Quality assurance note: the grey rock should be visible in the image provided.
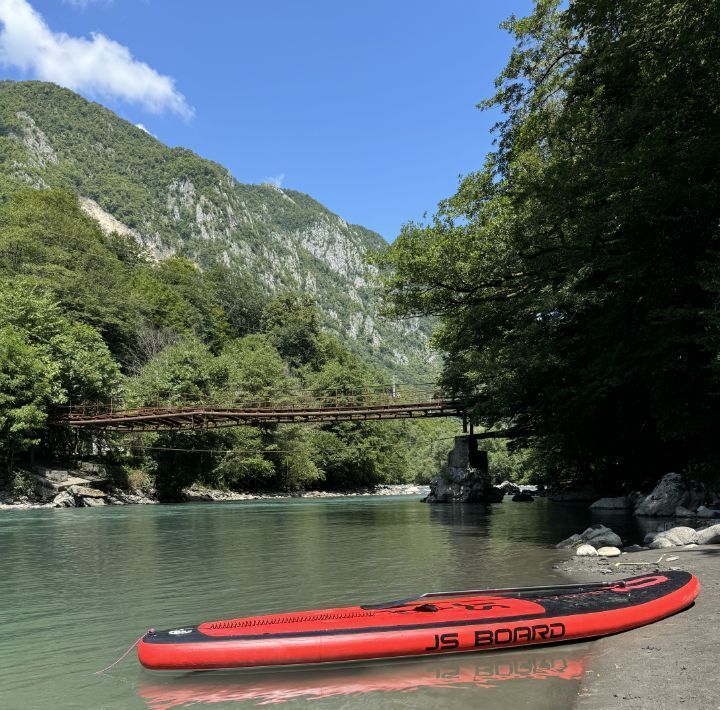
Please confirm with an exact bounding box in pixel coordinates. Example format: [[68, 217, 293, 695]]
[[77, 462, 107, 477], [425, 436, 497, 504], [52, 491, 75, 508], [643, 532, 657, 545], [697, 524, 720, 545], [628, 491, 646, 506], [634, 472, 706, 517], [649, 526, 698, 548], [581, 524, 622, 548], [674, 505, 696, 517], [576, 544, 598, 556], [496, 480, 520, 496], [67, 485, 106, 499], [590, 496, 629, 510], [511, 492, 534, 502], [80, 496, 106, 507], [556, 524, 621, 550], [596, 546, 622, 557], [696, 505, 719, 518], [648, 536, 676, 549]]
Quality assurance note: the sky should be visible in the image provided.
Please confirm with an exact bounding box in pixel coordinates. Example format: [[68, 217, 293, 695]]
[[0, 0, 533, 241]]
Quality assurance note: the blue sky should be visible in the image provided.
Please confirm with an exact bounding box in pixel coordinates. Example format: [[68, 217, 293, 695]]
[[0, 0, 532, 240]]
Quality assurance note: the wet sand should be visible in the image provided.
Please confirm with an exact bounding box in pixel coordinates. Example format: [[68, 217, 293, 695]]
[[557, 546, 720, 710]]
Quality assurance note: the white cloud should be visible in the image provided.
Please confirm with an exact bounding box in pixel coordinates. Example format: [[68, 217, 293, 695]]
[[264, 173, 285, 188], [0, 0, 193, 118], [62, 0, 112, 7]]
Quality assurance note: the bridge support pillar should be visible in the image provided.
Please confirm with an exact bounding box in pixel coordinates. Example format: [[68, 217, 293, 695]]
[[424, 435, 501, 504]]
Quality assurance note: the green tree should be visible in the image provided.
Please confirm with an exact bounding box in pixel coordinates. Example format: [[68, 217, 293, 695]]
[[262, 292, 322, 368], [379, 0, 720, 488], [0, 188, 134, 355], [212, 335, 293, 404], [130, 257, 230, 352], [0, 327, 54, 475], [0, 280, 120, 470]]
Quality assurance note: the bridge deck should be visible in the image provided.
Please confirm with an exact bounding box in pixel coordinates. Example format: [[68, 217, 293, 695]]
[[59, 400, 465, 432]]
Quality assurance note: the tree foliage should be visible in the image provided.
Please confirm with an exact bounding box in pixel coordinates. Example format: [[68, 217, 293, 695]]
[[379, 0, 720, 488], [0, 280, 120, 472]]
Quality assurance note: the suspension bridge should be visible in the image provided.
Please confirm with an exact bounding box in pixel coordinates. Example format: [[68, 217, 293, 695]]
[[55, 384, 473, 433]]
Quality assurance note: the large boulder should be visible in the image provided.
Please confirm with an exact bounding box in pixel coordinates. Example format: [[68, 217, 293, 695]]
[[556, 524, 622, 550], [590, 496, 630, 510], [648, 526, 698, 549], [67, 485, 105, 499], [496, 480, 521, 496], [634, 473, 708, 517], [512, 492, 534, 502], [52, 491, 75, 508], [697, 524, 720, 545]]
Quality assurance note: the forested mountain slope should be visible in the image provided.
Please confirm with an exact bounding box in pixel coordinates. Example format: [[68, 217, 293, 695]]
[[0, 80, 433, 379]]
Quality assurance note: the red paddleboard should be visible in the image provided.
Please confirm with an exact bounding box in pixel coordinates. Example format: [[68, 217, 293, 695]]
[[137, 571, 698, 671]]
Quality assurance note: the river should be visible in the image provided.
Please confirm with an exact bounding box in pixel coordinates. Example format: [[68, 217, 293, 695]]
[[0, 495, 639, 709]]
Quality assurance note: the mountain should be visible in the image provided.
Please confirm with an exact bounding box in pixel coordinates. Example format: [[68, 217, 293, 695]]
[[0, 80, 435, 380]]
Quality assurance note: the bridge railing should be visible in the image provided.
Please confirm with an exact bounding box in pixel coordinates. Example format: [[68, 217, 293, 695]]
[[60, 383, 453, 420]]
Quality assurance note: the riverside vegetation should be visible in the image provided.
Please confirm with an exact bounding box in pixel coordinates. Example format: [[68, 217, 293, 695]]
[[378, 0, 720, 494], [0, 189, 462, 501]]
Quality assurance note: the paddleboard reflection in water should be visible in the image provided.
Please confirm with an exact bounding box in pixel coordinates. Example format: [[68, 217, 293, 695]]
[[138, 644, 591, 709]]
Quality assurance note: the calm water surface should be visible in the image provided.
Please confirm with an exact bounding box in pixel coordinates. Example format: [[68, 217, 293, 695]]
[[0, 496, 633, 709]]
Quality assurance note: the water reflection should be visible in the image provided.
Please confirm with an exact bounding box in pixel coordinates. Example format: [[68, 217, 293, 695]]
[[138, 644, 591, 709]]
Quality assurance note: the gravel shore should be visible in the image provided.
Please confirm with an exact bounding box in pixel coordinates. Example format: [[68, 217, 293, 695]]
[[556, 546, 719, 710]]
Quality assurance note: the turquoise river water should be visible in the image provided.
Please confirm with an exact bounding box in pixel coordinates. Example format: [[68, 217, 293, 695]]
[[0, 495, 634, 709]]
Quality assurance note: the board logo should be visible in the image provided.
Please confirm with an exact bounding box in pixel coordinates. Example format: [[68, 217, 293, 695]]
[[425, 623, 566, 652], [168, 628, 194, 635]]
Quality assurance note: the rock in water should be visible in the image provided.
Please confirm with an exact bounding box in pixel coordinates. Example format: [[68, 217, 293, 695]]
[[511, 492, 534, 502], [425, 435, 498, 503], [696, 505, 719, 518], [496, 480, 520, 496], [576, 544, 598, 556], [596, 546, 622, 557], [634, 472, 706, 517]]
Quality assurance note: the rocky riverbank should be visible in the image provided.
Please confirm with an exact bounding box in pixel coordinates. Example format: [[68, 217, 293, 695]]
[[0, 467, 430, 511], [556, 547, 718, 710], [549, 470, 720, 709]]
